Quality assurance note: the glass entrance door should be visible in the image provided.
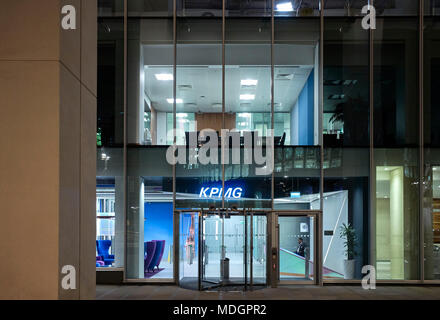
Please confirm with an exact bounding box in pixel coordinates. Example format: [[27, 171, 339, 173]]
[[200, 212, 222, 289], [200, 211, 247, 290], [178, 211, 199, 290], [177, 209, 268, 290], [248, 213, 268, 286], [277, 213, 317, 284]]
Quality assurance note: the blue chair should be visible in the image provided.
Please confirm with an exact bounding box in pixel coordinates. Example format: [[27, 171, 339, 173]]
[[96, 240, 114, 266], [144, 241, 157, 273], [148, 240, 165, 271]]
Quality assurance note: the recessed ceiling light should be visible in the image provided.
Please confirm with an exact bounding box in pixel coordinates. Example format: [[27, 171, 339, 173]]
[[276, 73, 294, 81], [240, 94, 255, 100], [178, 84, 192, 91], [276, 2, 294, 12], [241, 79, 258, 86], [155, 74, 173, 81], [167, 98, 183, 104]]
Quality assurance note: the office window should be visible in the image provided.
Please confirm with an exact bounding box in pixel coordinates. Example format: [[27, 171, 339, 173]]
[[424, 14, 440, 280]]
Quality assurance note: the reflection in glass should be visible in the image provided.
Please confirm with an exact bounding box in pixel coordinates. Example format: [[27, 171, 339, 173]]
[[424, 16, 440, 280], [179, 212, 199, 289], [324, 0, 417, 17]]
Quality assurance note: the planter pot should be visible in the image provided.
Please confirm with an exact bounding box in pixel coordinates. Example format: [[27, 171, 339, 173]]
[[343, 259, 356, 280]]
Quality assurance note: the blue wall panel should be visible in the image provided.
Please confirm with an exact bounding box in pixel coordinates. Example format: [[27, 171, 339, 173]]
[[298, 71, 315, 145]]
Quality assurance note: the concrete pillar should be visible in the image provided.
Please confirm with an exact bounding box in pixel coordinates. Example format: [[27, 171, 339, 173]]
[[126, 177, 145, 279], [0, 1, 97, 299], [390, 167, 404, 279], [114, 176, 125, 268]]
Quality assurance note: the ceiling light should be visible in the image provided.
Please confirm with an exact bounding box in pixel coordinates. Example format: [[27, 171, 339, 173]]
[[241, 79, 258, 86], [276, 73, 294, 80], [276, 2, 294, 12], [240, 94, 255, 100], [177, 113, 188, 118], [155, 73, 173, 81], [167, 98, 183, 104]]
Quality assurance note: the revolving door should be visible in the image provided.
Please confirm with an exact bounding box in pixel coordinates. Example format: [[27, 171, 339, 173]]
[[177, 209, 267, 291]]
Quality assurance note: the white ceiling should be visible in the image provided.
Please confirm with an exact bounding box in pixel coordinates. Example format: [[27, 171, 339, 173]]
[[144, 65, 312, 113]]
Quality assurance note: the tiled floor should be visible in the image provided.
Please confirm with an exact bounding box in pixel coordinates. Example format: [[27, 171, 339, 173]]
[[96, 284, 440, 300]]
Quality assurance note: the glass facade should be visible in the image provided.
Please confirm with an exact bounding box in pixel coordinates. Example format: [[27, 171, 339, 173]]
[[97, 0, 440, 284]]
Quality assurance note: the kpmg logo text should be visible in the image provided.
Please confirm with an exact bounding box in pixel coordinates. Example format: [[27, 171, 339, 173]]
[[199, 187, 243, 199], [166, 124, 274, 176]]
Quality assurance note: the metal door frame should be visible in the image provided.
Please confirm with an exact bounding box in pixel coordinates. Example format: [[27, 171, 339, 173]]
[[175, 209, 321, 290], [274, 211, 321, 285], [198, 208, 249, 291]]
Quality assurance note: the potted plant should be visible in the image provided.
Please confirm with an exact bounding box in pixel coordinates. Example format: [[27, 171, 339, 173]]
[[340, 223, 358, 279]]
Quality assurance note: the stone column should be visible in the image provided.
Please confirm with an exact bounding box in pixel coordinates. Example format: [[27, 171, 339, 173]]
[[126, 176, 145, 279], [390, 167, 404, 279], [0, 0, 97, 299]]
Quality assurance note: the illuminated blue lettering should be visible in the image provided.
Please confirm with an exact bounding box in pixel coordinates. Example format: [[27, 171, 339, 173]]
[[232, 187, 242, 199], [199, 187, 209, 198], [199, 187, 243, 199], [210, 187, 220, 197]]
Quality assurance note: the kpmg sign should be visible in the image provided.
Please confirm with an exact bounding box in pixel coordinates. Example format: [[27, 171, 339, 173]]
[[199, 187, 243, 199]]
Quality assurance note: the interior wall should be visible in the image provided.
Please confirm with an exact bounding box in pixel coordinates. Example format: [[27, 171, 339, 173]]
[[156, 112, 167, 145], [390, 167, 404, 279], [321, 191, 348, 276], [298, 71, 315, 145], [290, 101, 299, 145], [195, 113, 236, 132], [376, 198, 391, 261], [290, 70, 315, 146]]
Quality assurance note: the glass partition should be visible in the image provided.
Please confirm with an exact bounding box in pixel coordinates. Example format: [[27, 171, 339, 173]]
[[250, 214, 268, 285], [97, 0, 124, 269], [274, 18, 320, 146], [179, 211, 199, 289], [278, 215, 315, 281], [424, 13, 440, 280], [322, 15, 370, 280], [373, 16, 420, 280], [94, 0, 439, 285]]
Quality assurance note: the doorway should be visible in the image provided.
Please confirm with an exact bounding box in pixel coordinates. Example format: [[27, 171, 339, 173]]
[[276, 212, 319, 285], [177, 209, 268, 290], [176, 209, 320, 290]]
